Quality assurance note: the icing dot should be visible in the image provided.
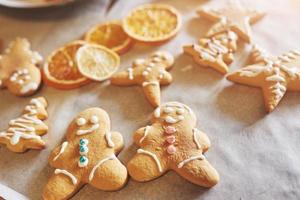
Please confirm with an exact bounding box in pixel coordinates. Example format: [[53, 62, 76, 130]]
[[165, 126, 176, 134], [79, 138, 89, 146], [167, 145, 176, 154], [78, 156, 89, 167], [79, 146, 89, 155], [90, 115, 99, 124], [142, 71, 149, 76], [76, 118, 86, 126], [166, 136, 176, 144], [22, 69, 29, 74], [18, 80, 24, 85], [25, 75, 30, 80], [148, 62, 155, 67]]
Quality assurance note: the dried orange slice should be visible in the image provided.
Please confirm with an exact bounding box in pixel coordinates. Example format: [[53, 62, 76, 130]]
[[123, 4, 182, 43], [84, 21, 133, 54], [43, 41, 91, 90], [76, 44, 120, 81]]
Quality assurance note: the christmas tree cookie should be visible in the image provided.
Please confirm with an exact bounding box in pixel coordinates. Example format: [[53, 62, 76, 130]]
[[0, 97, 48, 153]]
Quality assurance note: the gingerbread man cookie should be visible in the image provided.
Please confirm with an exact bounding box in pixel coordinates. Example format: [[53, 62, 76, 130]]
[[111, 51, 174, 107], [198, 4, 265, 43], [184, 30, 238, 74], [0, 97, 48, 153], [127, 102, 219, 187], [43, 108, 127, 200], [227, 45, 300, 112], [0, 38, 43, 96]]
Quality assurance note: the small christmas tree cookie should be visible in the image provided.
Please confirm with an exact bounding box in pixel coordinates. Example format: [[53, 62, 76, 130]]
[[184, 30, 238, 74], [0, 38, 43, 96], [0, 97, 48, 153]]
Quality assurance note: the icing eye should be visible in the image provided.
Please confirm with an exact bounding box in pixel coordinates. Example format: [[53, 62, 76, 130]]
[[163, 107, 173, 113], [90, 115, 99, 124], [177, 108, 185, 115], [76, 118, 86, 126]]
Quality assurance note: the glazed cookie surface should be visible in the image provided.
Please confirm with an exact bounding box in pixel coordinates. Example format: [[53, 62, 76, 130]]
[[0, 97, 48, 153], [111, 51, 174, 107], [0, 38, 43, 96], [227, 45, 300, 112], [127, 102, 219, 187], [43, 108, 128, 200]]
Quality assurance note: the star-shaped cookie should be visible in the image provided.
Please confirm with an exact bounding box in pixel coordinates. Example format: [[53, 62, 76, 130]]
[[198, 5, 265, 43], [227, 45, 300, 112], [111, 51, 174, 107]]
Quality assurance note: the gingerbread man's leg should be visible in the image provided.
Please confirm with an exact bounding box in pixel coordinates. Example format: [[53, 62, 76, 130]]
[[142, 82, 161, 107], [127, 151, 167, 182], [175, 157, 219, 187], [89, 155, 128, 191], [43, 172, 82, 200]]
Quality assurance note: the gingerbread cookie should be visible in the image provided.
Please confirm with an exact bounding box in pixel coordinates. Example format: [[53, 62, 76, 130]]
[[227, 45, 300, 112], [0, 38, 43, 96], [184, 30, 238, 74], [197, 5, 265, 43], [0, 97, 48, 153], [43, 108, 127, 200], [111, 51, 174, 107], [127, 102, 219, 187]]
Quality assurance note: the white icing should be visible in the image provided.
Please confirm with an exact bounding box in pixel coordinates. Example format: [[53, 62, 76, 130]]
[[266, 68, 285, 82], [165, 116, 183, 124], [20, 82, 38, 94], [89, 155, 116, 182], [127, 68, 134, 80], [163, 107, 173, 114], [192, 128, 201, 149], [77, 124, 99, 135], [90, 115, 99, 124], [105, 130, 115, 148], [0, 131, 41, 145], [54, 169, 77, 185], [76, 118, 87, 126], [178, 155, 205, 168], [154, 107, 161, 118], [176, 108, 185, 115], [137, 149, 162, 172], [78, 157, 89, 167], [142, 81, 159, 87], [53, 141, 68, 161], [139, 126, 150, 143]]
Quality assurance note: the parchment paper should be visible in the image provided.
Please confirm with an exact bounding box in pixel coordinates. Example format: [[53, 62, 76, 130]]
[[1, 0, 300, 199]]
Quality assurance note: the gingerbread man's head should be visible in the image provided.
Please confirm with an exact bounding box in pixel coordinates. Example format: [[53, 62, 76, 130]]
[[132, 51, 174, 70], [152, 102, 197, 127]]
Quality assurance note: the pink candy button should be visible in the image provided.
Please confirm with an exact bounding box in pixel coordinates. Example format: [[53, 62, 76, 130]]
[[166, 136, 176, 144], [167, 145, 176, 154], [165, 126, 176, 134]]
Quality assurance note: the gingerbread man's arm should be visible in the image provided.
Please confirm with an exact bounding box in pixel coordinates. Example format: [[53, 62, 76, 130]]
[[110, 70, 136, 86], [48, 141, 69, 166], [133, 126, 152, 146], [193, 128, 211, 153], [159, 71, 172, 85], [111, 131, 124, 153]]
